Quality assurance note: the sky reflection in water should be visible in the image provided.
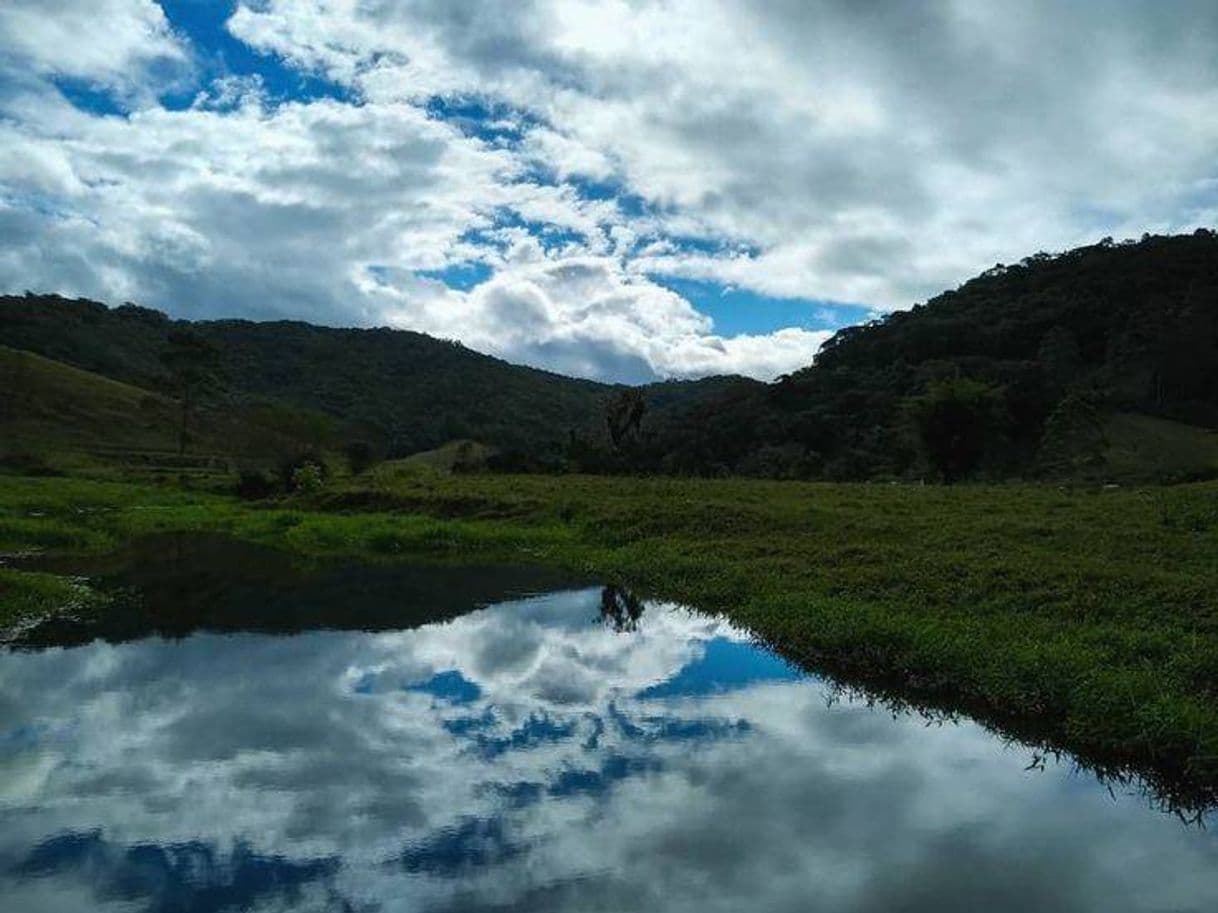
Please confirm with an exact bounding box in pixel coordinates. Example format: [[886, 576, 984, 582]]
[[2, 582, 1218, 912]]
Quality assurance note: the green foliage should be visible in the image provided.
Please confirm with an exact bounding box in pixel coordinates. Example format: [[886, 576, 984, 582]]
[[291, 462, 325, 493], [605, 388, 646, 448], [385, 439, 498, 474], [0, 568, 100, 631], [161, 329, 221, 455], [278, 450, 328, 492], [0, 344, 339, 481], [344, 440, 378, 475], [906, 377, 1008, 482], [550, 232, 1218, 481], [1102, 413, 1218, 483], [1038, 325, 1082, 390], [1038, 391, 1109, 477], [0, 293, 615, 458]]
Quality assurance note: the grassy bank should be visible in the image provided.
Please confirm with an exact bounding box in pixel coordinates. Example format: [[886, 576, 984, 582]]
[[2, 471, 1217, 806]]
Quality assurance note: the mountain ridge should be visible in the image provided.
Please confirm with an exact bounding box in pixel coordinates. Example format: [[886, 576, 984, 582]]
[[3, 228, 1216, 482]]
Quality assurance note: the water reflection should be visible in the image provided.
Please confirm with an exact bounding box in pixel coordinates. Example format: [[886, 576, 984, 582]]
[[599, 585, 644, 633], [2, 563, 1218, 911]]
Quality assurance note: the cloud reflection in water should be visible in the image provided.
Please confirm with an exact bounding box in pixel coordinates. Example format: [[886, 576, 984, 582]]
[[1, 586, 1217, 912]]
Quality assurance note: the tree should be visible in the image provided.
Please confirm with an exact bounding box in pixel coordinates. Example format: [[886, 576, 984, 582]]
[[599, 585, 645, 633], [906, 377, 1007, 482], [344, 440, 377, 475], [161, 330, 219, 455], [605, 389, 646, 448], [1037, 391, 1108, 478], [1158, 295, 1218, 415], [1038, 325, 1081, 391]]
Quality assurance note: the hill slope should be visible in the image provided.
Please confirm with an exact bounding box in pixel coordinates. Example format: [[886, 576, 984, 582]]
[[0, 296, 614, 459], [3, 229, 1215, 481], [0, 345, 342, 479], [625, 230, 1218, 480]]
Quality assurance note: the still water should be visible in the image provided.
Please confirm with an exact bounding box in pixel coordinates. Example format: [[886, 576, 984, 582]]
[[2, 537, 1217, 912]]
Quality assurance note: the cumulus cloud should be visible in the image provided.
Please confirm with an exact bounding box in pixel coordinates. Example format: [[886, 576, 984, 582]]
[[1, 1, 1216, 381], [231, 0, 1218, 296], [0, 0, 187, 92], [369, 255, 829, 380]]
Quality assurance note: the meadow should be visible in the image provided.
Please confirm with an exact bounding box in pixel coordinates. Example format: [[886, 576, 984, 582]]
[[2, 469, 1217, 808]]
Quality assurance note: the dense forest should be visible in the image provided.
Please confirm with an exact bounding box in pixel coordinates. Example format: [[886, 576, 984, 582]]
[[0, 297, 613, 460], [2, 230, 1216, 483], [623, 230, 1218, 481]]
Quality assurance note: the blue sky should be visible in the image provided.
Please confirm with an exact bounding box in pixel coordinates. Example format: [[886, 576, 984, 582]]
[[1, 1, 1214, 381], [156, 0, 351, 107], [49, 0, 854, 346]]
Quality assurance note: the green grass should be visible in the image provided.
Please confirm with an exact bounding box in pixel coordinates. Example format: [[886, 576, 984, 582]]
[[0, 567, 101, 630], [385, 439, 497, 474], [2, 471, 1217, 806], [1104, 412, 1218, 483]]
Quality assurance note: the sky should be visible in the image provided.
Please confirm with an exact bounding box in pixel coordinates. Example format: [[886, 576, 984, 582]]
[[0, 1, 1216, 383]]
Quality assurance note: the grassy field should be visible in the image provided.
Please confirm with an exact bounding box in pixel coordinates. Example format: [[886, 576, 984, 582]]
[[1, 470, 1217, 807]]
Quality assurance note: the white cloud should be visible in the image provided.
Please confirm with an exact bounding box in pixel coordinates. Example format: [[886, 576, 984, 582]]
[[0, 0, 186, 92], [229, 0, 1218, 304], [2, 1, 1217, 381], [0, 73, 825, 380], [370, 255, 827, 381]]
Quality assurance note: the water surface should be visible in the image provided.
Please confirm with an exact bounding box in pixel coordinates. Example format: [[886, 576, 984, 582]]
[[1, 538, 1216, 911]]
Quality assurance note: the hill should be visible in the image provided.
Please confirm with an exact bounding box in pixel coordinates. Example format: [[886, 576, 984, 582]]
[[0, 294, 762, 476], [623, 230, 1218, 481], [0, 295, 615, 462], [2, 229, 1216, 483], [0, 344, 344, 481]]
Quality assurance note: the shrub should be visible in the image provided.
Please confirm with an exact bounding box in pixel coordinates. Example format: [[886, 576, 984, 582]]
[[235, 469, 278, 500], [905, 377, 1008, 482], [277, 449, 328, 490], [291, 461, 325, 493]]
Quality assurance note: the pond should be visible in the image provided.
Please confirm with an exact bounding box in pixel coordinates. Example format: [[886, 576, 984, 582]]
[[1, 536, 1217, 912]]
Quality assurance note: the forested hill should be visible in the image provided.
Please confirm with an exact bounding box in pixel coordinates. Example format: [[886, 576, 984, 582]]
[[2, 229, 1216, 482], [625, 230, 1218, 480], [0, 295, 612, 458], [785, 229, 1218, 476]]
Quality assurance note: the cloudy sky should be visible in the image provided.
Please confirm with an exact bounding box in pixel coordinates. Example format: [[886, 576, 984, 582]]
[[1, 1, 1216, 382]]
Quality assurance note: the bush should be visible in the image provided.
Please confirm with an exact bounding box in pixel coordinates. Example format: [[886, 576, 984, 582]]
[[291, 461, 325, 493], [235, 469, 277, 500], [277, 449, 328, 490]]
